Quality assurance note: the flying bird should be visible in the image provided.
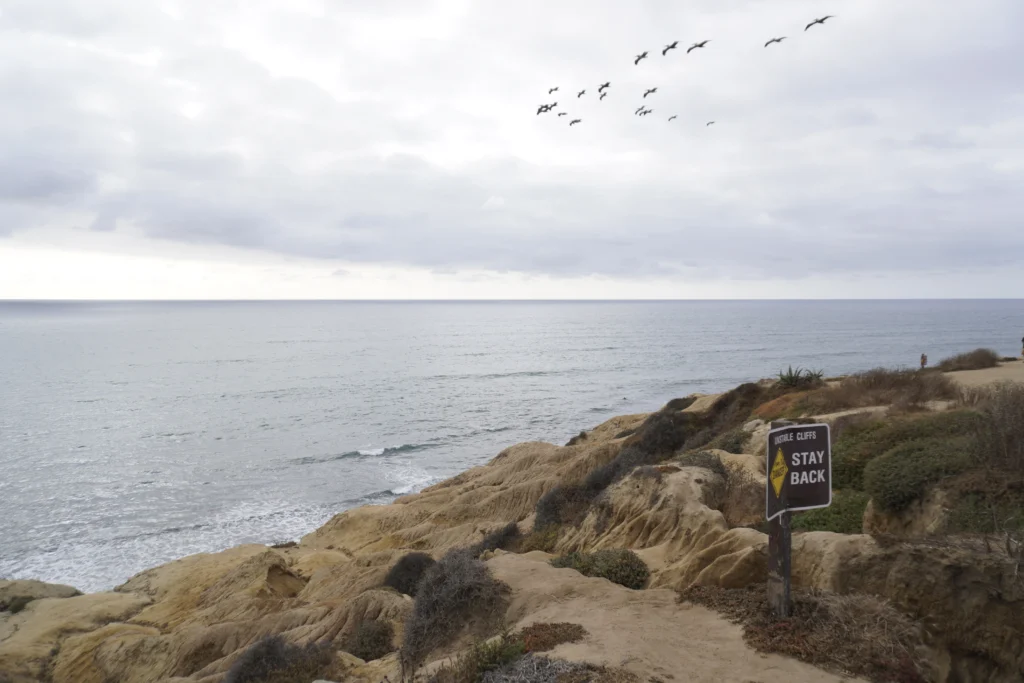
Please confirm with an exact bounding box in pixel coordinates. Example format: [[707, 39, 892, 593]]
[[569, 119, 581, 126], [662, 41, 679, 56], [706, 121, 715, 126], [549, 101, 558, 109], [634, 51, 649, 65], [548, 86, 559, 94], [805, 15, 834, 31], [687, 40, 710, 54], [577, 89, 586, 98], [598, 82, 611, 92], [640, 108, 653, 116], [765, 37, 786, 47], [668, 115, 677, 121], [643, 87, 657, 98], [557, 112, 567, 117], [634, 105, 645, 115], [599, 92, 607, 100], [536, 104, 551, 115]]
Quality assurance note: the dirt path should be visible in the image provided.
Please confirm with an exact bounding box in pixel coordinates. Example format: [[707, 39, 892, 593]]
[[946, 360, 1024, 387]]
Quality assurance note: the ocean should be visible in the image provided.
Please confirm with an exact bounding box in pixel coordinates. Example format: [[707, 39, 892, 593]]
[[1, 300, 1021, 592]]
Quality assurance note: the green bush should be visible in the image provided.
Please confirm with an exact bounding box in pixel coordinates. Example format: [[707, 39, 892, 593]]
[[974, 382, 1024, 471], [400, 549, 509, 675], [383, 552, 436, 597], [550, 549, 650, 589], [534, 484, 596, 530], [792, 490, 870, 534], [936, 348, 1001, 372], [832, 410, 983, 490], [431, 633, 526, 683], [471, 522, 520, 556], [223, 636, 332, 683], [863, 436, 975, 513], [342, 620, 394, 662]]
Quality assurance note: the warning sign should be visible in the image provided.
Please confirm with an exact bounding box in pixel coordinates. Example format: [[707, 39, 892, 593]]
[[765, 423, 832, 521]]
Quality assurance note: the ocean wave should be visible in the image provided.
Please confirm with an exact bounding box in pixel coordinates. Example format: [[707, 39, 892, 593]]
[[289, 443, 429, 466]]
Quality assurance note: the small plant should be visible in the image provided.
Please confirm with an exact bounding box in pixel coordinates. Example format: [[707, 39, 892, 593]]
[[566, 430, 588, 446], [973, 382, 1024, 471], [400, 549, 510, 676], [936, 348, 1001, 372], [550, 549, 650, 590], [519, 622, 587, 652], [517, 526, 560, 553], [707, 427, 750, 454], [471, 522, 520, 556], [431, 632, 526, 683], [863, 436, 974, 513], [383, 551, 436, 597], [342, 619, 394, 662], [778, 366, 825, 389], [223, 636, 333, 683]]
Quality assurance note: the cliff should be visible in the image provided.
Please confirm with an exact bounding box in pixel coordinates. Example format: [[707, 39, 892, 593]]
[[2, 359, 1022, 683]]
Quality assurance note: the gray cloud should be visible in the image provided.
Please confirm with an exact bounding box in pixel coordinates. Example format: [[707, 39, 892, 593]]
[[1, 0, 1022, 283]]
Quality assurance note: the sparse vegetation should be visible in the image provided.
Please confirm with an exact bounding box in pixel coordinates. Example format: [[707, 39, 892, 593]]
[[1, 596, 34, 614], [342, 619, 394, 662], [793, 367, 958, 416], [677, 451, 729, 480], [550, 549, 650, 590], [792, 490, 870, 534], [515, 526, 560, 553], [936, 348, 1001, 372], [707, 426, 750, 454], [471, 522, 520, 556], [401, 549, 510, 676], [534, 484, 596, 530], [223, 636, 333, 683], [383, 551, 436, 597], [430, 632, 526, 683], [863, 436, 974, 513], [973, 382, 1024, 471], [479, 655, 637, 683], [613, 427, 636, 440], [566, 430, 588, 447], [518, 622, 587, 653], [777, 366, 825, 389], [680, 586, 928, 683], [665, 396, 698, 411]]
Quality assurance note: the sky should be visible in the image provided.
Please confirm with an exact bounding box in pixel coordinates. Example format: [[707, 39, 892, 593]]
[[1, 0, 1022, 299]]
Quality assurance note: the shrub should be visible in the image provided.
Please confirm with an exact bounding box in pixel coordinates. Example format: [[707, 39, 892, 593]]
[[550, 549, 649, 589], [863, 436, 975, 513], [936, 348, 1001, 372], [534, 484, 596, 530], [831, 410, 983, 490], [632, 410, 691, 456], [383, 552, 436, 597], [400, 549, 510, 675], [973, 382, 1024, 471], [797, 368, 957, 415], [518, 623, 587, 653], [680, 586, 929, 683], [342, 620, 394, 662], [471, 522, 520, 556], [613, 427, 636, 439], [223, 636, 333, 683], [665, 396, 698, 411], [707, 427, 750, 454], [947, 493, 1024, 534], [565, 430, 588, 447], [1, 596, 34, 614], [431, 632, 526, 683], [478, 654, 596, 683], [792, 490, 870, 534], [677, 451, 729, 480], [777, 366, 825, 389], [516, 526, 560, 553]]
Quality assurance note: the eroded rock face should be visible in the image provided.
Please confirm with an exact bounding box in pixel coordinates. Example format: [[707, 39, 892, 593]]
[[2, 403, 1020, 682]]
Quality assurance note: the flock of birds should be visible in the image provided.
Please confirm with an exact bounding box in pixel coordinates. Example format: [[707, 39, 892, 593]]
[[535, 14, 835, 127]]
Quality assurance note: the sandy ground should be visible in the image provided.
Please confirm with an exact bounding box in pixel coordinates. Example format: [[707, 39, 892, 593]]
[[946, 360, 1024, 387], [486, 551, 865, 683]]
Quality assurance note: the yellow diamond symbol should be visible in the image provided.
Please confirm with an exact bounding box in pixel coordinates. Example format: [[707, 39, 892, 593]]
[[770, 448, 788, 498]]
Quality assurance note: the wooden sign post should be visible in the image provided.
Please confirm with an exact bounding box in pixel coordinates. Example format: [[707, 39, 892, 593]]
[[766, 420, 832, 618]]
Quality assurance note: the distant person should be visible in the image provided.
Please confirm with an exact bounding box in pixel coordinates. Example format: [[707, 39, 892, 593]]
[[920, 353, 928, 370]]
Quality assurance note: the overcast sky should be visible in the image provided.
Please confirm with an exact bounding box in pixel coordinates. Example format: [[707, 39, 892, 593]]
[[1, 0, 1022, 299]]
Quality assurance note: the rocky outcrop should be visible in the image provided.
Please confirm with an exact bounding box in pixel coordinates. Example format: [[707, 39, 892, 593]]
[[1, 398, 1021, 682]]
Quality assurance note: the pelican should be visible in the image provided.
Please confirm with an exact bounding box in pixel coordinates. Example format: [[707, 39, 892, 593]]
[[634, 105, 645, 115], [765, 37, 786, 47], [668, 115, 677, 121], [643, 87, 657, 98], [687, 40, 710, 54], [805, 15, 834, 31], [577, 89, 586, 98], [536, 104, 551, 115], [598, 81, 611, 92], [706, 121, 715, 126], [569, 119, 581, 126], [662, 41, 679, 56], [599, 92, 607, 100], [548, 86, 559, 94], [557, 112, 567, 117], [634, 51, 649, 65]]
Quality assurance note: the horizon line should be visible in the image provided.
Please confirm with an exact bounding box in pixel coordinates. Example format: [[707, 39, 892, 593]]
[[2, 297, 1023, 304]]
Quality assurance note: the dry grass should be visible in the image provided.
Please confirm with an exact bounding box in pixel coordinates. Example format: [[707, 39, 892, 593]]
[[797, 368, 958, 415], [342, 619, 394, 662], [680, 586, 929, 683], [936, 348, 1001, 372], [401, 549, 511, 676], [519, 623, 587, 653], [431, 632, 526, 683], [973, 382, 1024, 472]]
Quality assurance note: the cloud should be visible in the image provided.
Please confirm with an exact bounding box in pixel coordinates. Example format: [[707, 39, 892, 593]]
[[0, 0, 1022, 296]]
